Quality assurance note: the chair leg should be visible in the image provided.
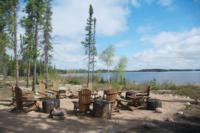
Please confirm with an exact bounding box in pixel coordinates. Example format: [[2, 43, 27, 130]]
[[73, 102, 78, 115]]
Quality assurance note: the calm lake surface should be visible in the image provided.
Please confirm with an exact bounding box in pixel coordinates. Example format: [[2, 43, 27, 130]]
[[62, 71, 200, 85]]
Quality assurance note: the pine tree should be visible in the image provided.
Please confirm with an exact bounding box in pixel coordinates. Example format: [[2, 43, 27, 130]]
[[19, 33, 31, 88], [43, 0, 53, 89], [91, 18, 97, 85], [6, 0, 19, 87], [82, 5, 97, 88], [0, 1, 9, 76], [22, 0, 46, 92]]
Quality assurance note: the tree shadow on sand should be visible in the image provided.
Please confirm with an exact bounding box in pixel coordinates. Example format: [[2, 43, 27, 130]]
[[0, 107, 200, 133]]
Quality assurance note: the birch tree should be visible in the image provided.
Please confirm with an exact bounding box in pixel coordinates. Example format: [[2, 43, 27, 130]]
[[115, 57, 128, 84], [99, 45, 115, 83]]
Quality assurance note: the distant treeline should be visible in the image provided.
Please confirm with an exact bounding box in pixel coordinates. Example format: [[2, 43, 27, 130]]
[[0, 57, 56, 77], [135, 69, 200, 72], [56, 69, 111, 74], [55, 68, 200, 74]]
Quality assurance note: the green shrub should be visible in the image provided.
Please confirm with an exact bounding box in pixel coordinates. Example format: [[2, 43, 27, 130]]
[[173, 85, 200, 102], [99, 77, 108, 84], [68, 78, 81, 85]]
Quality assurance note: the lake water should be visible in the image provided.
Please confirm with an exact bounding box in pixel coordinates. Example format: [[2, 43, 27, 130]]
[[62, 71, 200, 85]]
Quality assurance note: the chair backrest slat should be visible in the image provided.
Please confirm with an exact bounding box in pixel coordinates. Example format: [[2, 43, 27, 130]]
[[79, 89, 91, 104]]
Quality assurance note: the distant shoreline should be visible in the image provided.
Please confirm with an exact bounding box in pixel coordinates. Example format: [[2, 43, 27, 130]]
[[56, 69, 200, 74]]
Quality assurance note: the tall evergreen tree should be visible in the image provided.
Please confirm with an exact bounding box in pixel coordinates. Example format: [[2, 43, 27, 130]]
[[0, 1, 9, 76], [7, 0, 19, 87], [19, 33, 31, 88], [91, 17, 97, 85], [43, 0, 53, 89], [22, 0, 46, 92], [82, 5, 97, 88]]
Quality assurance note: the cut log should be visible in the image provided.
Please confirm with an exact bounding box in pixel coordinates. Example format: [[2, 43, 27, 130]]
[[93, 99, 112, 119], [42, 99, 60, 113], [147, 99, 162, 110]]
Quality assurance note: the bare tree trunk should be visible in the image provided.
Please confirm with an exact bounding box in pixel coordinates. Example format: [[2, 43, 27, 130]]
[[32, 24, 38, 93], [44, 45, 48, 89], [40, 59, 42, 77], [26, 60, 30, 88], [91, 55, 95, 88], [32, 61, 36, 92], [14, 4, 19, 87], [87, 52, 90, 88], [107, 65, 110, 84]]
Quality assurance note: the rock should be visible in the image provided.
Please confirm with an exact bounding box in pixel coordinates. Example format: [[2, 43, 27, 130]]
[[50, 108, 67, 120], [142, 122, 156, 128], [52, 115, 66, 120], [155, 107, 163, 113], [165, 118, 174, 122], [187, 97, 190, 99], [177, 111, 184, 115], [0, 75, 4, 80], [185, 102, 191, 106], [103, 125, 116, 133]]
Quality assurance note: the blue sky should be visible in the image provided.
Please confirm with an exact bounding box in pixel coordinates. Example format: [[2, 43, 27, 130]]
[[20, 0, 200, 70]]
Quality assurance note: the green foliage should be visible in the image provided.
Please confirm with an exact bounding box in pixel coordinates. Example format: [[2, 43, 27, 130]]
[[173, 85, 200, 102], [0, 1, 17, 76], [43, 0, 53, 59], [99, 45, 115, 67], [81, 5, 95, 56], [99, 45, 115, 84], [115, 57, 128, 83], [68, 78, 81, 85], [22, 0, 46, 59], [99, 77, 108, 84], [148, 78, 158, 89], [43, 0, 53, 89], [81, 4, 97, 86]]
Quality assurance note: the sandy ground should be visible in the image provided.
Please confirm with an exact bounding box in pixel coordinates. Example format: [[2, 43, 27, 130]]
[[0, 92, 200, 133]]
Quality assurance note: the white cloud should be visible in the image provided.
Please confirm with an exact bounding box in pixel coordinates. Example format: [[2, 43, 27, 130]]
[[51, 0, 130, 69], [52, 42, 86, 69], [158, 0, 172, 7], [128, 27, 200, 70], [141, 28, 200, 47], [52, 0, 130, 38], [131, 0, 173, 9], [136, 24, 155, 34], [114, 40, 132, 48], [131, 0, 141, 7]]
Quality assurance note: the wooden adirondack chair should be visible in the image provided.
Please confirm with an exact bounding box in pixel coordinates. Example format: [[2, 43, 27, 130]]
[[11, 87, 39, 113], [104, 89, 118, 103], [38, 81, 62, 98], [38, 81, 47, 97], [73, 89, 92, 114], [48, 81, 60, 98]]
